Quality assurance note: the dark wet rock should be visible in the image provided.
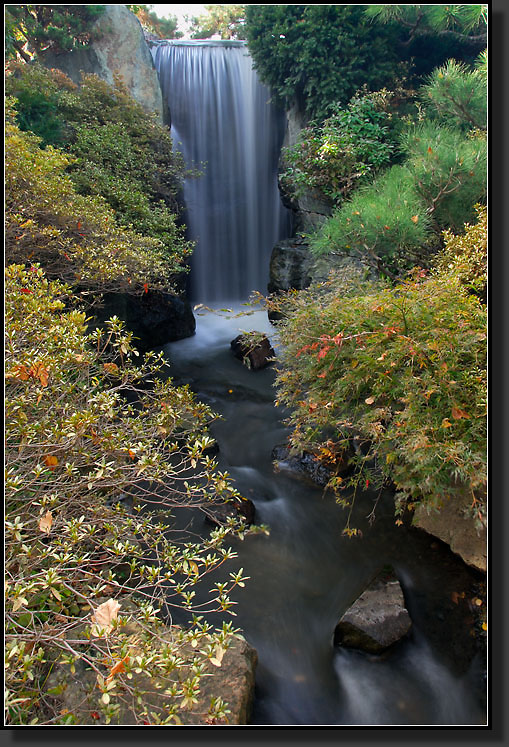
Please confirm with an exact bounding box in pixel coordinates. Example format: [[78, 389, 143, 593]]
[[268, 239, 314, 294], [271, 443, 352, 487], [334, 567, 412, 654], [230, 333, 275, 370], [204, 497, 256, 527], [93, 290, 195, 352]]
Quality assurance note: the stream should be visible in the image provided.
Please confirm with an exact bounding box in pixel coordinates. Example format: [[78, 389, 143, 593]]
[[159, 304, 487, 727]]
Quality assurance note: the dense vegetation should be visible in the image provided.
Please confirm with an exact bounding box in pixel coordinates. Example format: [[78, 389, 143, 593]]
[[4, 9, 252, 726], [245, 4, 485, 121], [4, 2, 488, 726], [267, 9, 487, 532], [6, 64, 193, 275]]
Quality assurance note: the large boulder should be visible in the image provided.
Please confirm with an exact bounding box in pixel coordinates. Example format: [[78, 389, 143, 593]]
[[45, 599, 258, 725], [412, 493, 487, 573], [93, 290, 196, 352], [40, 5, 164, 121], [334, 567, 412, 654], [267, 239, 314, 295]]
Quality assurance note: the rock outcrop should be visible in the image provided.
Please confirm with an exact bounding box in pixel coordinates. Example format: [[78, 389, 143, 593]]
[[94, 290, 196, 352], [412, 494, 487, 573], [271, 443, 352, 487], [40, 5, 163, 121], [334, 567, 412, 654]]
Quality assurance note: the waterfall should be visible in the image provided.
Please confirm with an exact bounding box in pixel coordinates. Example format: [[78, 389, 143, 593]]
[[151, 40, 291, 303]]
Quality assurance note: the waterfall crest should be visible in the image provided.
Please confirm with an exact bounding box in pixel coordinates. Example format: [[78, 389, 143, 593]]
[[151, 40, 290, 303]]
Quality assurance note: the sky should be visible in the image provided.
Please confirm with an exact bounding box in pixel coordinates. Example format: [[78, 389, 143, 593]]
[[150, 4, 208, 38]]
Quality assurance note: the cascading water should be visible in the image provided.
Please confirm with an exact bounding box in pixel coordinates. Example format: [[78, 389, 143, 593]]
[[151, 40, 291, 303]]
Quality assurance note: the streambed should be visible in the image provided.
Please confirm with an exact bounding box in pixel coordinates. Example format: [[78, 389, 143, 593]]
[[160, 305, 486, 727]]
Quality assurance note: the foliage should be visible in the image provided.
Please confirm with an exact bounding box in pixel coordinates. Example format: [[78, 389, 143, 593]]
[[309, 58, 486, 278], [310, 166, 432, 280], [434, 204, 487, 302], [6, 66, 193, 268], [419, 57, 487, 131], [5, 5, 105, 62], [364, 4, 487, 45], [245, 5, 409, 122], [189, 5, 246, 40], [400, 121, 487, 232], [267, 265, 486, 534], [5, 263, 261, 725], [5, 99, 189, 296], [280, 90, 397, 206], [127, 5, 184, 39]]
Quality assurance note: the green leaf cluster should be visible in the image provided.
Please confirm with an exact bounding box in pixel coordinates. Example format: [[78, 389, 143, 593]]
[[281, 91, 396, 205], [245, 5, 409, 122], [268, 245, 486, 525], [5, 5, 106, 61], [310, 58, 486, 277]]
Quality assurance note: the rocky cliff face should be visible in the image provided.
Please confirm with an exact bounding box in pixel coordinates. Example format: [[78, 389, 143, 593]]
[[40, 5, 163, 121]]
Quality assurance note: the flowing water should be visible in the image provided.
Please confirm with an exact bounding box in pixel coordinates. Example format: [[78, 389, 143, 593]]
[[160, 308, 486, 727], [151, 40, 290, 302], [151, 40, 486, 727]]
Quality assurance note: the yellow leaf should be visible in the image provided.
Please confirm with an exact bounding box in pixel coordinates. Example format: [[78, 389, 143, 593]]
[[481, 622, 487, 631], [365, 396, 375, 405], [39, 510, 53, 533], [90, 599, 121, 637], [411, 215, 419, 223], [474, 598, 483, 607]]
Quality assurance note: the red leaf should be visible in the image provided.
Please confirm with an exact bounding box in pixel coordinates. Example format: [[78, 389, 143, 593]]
[[317, 346, 330, 360], [20, 288, 33, 294], [143, 283, 149, 294]]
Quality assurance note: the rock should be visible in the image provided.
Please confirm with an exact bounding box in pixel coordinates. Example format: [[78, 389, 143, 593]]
[[93, 290, 196, 352], [204, 496, 256, 527], [45, 598, 258, 724], [334, 567, 412, 654], [40, 5, 164, 121], [267, 239, 314, 295], [230, 333, 275, 370], [272, 443, 352, 487], [412, 493, 487, 573]]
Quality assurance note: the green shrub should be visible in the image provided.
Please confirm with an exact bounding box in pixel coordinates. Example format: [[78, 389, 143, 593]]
[[268, 268, 486, 533], [6, 66, 193, 260], [5, 263, 258, 725], [434, 203, 487, 302], [400, 121, 487, 232], [280, 91, 396, 205], [5, 99, 190, 294], [310, 165, 432, 279], [245, 5, 409, 121]]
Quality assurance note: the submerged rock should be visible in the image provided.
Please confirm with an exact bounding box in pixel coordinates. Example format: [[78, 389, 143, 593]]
[[230, 333, 275, 370], [204, 496, 256, 527], [334, 567, 412, 654], [271, 443, 351, 487]]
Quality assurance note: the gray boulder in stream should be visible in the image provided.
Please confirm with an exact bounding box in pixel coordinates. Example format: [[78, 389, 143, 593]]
[[334, 567, 412, 654]]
